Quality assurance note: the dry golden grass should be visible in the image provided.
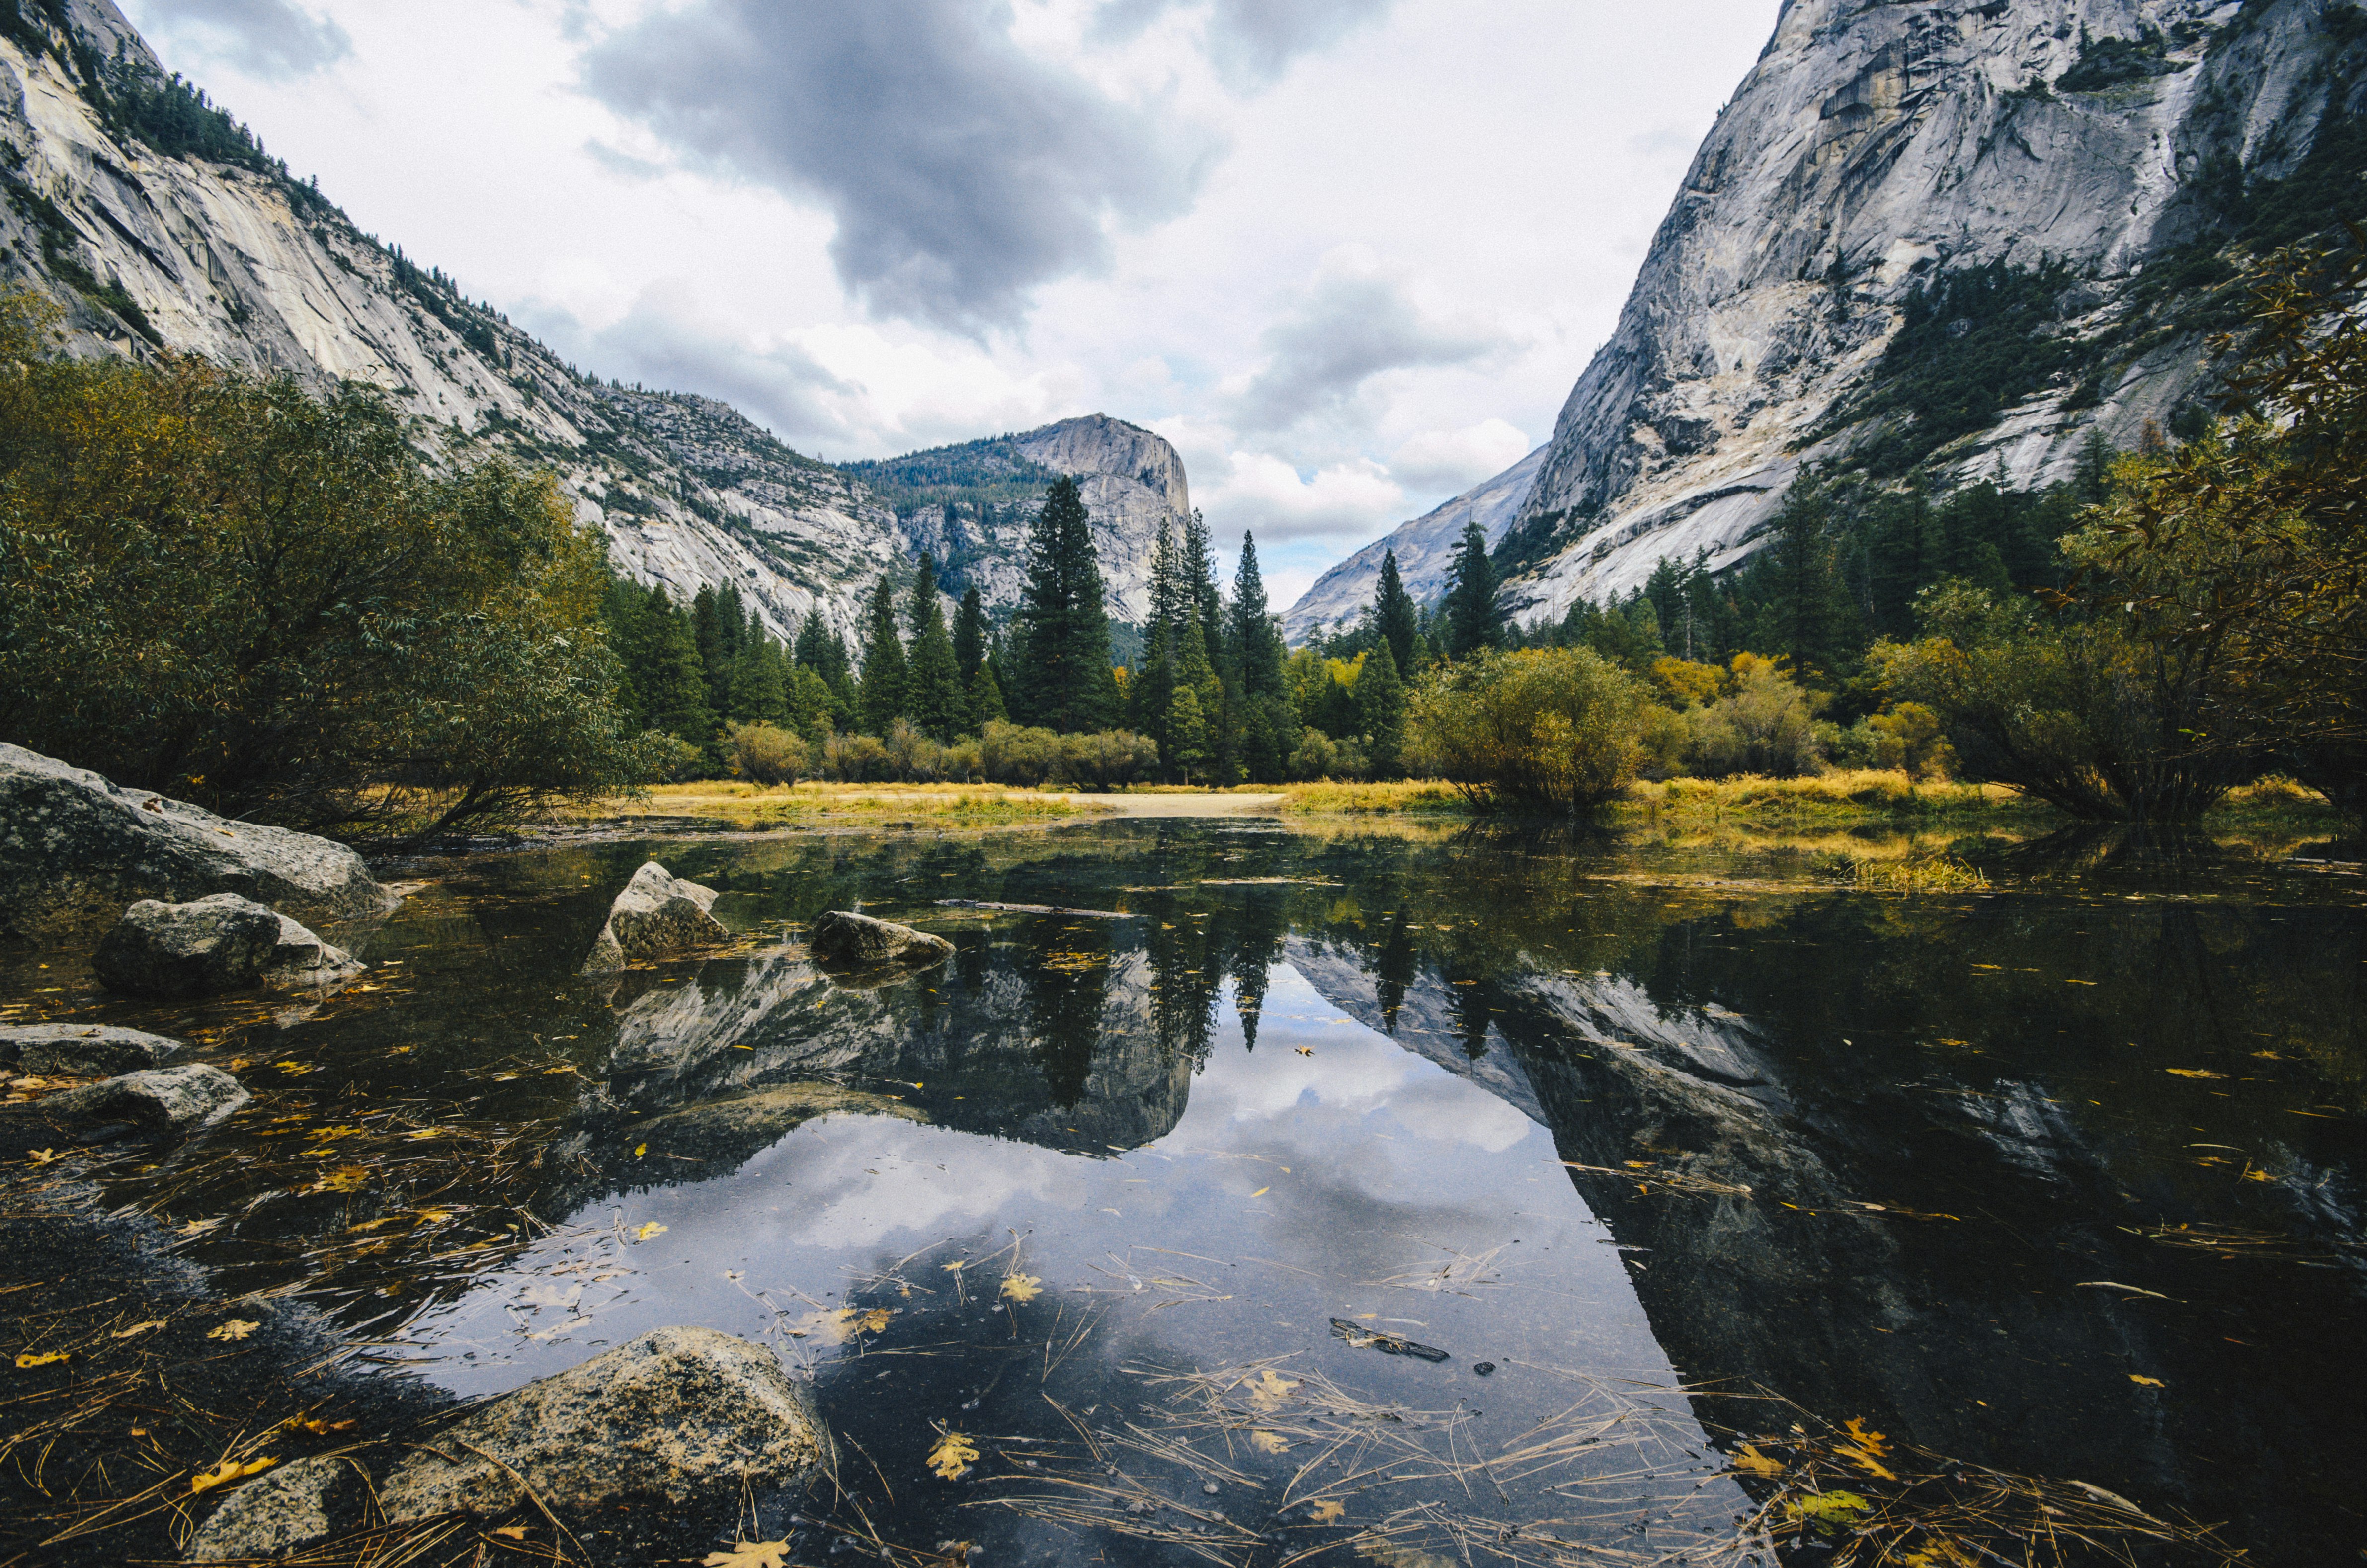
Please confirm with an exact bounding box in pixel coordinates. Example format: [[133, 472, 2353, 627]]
[[1625, 770, 2028, 822], [1273, 779, 1469, 815], [571, 781, 1115, 831]]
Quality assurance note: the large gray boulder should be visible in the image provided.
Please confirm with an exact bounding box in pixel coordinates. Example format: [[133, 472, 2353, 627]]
[[582, 862, 728, 973], [380, 1326, 831, 1522], [809, 908, 953, 969], [34, 1064, 249, 1135], [0, 743, 398, 938], [185, 1455, 363, 1564], [92, 894, 363, 998], [0, 1024, 181, 1075]]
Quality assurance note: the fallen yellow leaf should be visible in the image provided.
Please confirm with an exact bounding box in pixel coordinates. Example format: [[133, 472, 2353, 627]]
[[2129, 1374, 2165, 1387], [1249, 1429, 1289, 1454], [1730, 1442, 1785, 1478], [634, 1143, 647, 1157], [15, 1351, 68, 1368], [1249, 1186, 1269, 1198], [1246, 1369, 1299, 1410], [1309, 1499, 1346, 1522], [312, 1166, 368, 1194], [2164, 1068, 2224, 1080], [701, 1543, 788, 1568], [26, 1149, 58, 1165], [928, 1429, 979, 1481], [491, 1525, 531, 1541], [208, 1319, 260, 1342], [999, 1273, 1042, 1304], [634, 1222, 667, 1241], [190, 1456, 276, 1496], [112, 1320, 167, 1339]]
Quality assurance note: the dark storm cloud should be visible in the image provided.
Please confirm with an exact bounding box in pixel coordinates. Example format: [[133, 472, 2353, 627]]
[[1231, 267, 1498, 435], [1096, 0, 1398, 91], [136, 0, 350, 77], [582, 0, 1212, 336]]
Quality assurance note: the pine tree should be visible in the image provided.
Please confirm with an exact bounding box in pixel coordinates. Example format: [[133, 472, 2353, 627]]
[[1182, 510, 1224, 657], [904, 552, 969, 742], [953, 585, 988, 681], [794, 607, 831, 672], [1373, 547, 1419, 677], [1230, 532, 1285, 698], [1357, 639, 1406, 778], [1132, 520, 1183, 753], [631, 585, 713, 744], [1227, 531, 1288, 783], [1441, 521, 1502, 659], [1010, 476, 1117, 733], [691, 583, 747, 720], [728, 632, 788, 724], [968, 663, 1007, 726], [1166, 684, 1211, 783], [857, 570, 908, 734]]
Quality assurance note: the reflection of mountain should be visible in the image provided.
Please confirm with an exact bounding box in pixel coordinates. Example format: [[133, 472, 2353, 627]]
[[542, 923, 1192, 1213], [1290, 894, 2364, 1565]]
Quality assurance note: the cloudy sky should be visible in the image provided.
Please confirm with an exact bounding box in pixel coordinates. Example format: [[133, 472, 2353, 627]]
[[118, 0, 1778, 606]]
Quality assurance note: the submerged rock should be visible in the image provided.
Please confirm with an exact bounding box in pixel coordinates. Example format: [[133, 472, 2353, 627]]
[[35, 1064, 249, 1136], [185, 1455, 363, 1564], [379, 1325, 831, 1522], [91, 894, 363, 999], [0, 743, 398, 938], [0, 1023, 181, 1075], [809, 908, 953, 969], [583, 862, 728, 973]]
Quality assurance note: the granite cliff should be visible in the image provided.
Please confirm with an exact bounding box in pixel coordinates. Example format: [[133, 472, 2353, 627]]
[[1490, 0, 2367, 623], [0, 2, 1190, 639]]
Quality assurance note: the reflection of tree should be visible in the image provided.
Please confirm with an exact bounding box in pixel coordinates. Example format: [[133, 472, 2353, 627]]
[[1226, 890, 1289, 1051], [1449, 978, 1494, 1060], [1020, 916, 1112, 1107], [1373, 912, 1417, 1034]]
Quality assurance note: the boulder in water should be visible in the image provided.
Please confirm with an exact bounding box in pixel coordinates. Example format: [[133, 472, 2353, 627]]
[[92, 894, 362, 998], [0, 1024, 181, 1075], [0, 742, 398, 937], [379, 1325, 831, 1522], [582, 862, 728, 972], [33, 1064, 249, 1136], [809, 909, 953, 969], [184, 1455, 363, 1564]]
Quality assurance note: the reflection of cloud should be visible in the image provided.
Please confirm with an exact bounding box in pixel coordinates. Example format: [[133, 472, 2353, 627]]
[[582, 0, 1214, 334], [1382, 1073, 1536, 1154], [127, 0, 350, 79], [743, 1118, 1091, 1251]]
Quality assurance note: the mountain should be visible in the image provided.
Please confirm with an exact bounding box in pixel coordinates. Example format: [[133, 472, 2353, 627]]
[[851, 414, 1192, 628], [1491, 0, 2367, 624], [0, 2, 1187, 640], [1280, 445, 1545, 645]]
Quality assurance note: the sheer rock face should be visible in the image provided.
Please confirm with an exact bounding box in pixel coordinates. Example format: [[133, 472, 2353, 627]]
[[889, 414, 1194, 627], [1281, 447, 1546, 645], [582, 863, 728, 973], [1501, 0, 2365, 621], [0, 744, 396, 938], [378, 1326, 832, 1521]]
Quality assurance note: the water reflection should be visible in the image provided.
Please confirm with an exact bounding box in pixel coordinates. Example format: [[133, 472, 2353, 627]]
[[4, 819, 2359, 1561]]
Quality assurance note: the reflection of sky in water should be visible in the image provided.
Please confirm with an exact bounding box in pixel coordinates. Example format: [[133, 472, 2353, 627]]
[[407, 962, 1682, 1416]]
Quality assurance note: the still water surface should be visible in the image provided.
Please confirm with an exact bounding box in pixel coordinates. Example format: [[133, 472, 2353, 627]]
[[10, 818, 2362, 1562]]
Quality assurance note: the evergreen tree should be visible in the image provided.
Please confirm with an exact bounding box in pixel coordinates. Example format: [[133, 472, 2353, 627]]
[[1358, 639, 1406, 778], [1231, 532, 1285, 699], [1132, 520, 1184, 752], [787, 666, 835, 748], [727, 631, 788, 725], [1373, 548, 1419, 677], [967, 663, 1007, 726], [905, 552, 969, 742], [1010, 476, 1117, 733], [857, 570, 908, 734], [627, 584, 713, 743], [1182, 510, 1224, 657], [953, 584, 988, 681], [1166, 684, 1211, 783], [1441, 520, 1502, 659], [691, 583, 747, 719], [793, 607, 831, 672]]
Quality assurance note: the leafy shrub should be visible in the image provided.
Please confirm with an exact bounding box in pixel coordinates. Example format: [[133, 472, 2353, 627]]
[[823, 731, 894, 783], [1408, 647, 1653, 814], [1683, 657, 1825, 777], [1287, 726, 1370, 781], [724, 721, 808, 787], [973, 720, 1156, 788]]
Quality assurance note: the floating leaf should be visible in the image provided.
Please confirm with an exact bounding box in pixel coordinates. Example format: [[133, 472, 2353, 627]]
[[491, 1525, 531, 1541], [999, 1273, 1042, 1304], [1835, 1416, 1895, 1479], [634, 1222, 667, 1241], [942, 1259, 966, 1271], [1250, 1186, 1270, 1198], [1308, 1499, 1346, 1522], [1249, 1429, 1289, 1454], [190, 1456, 276, 1496], [313, 1167, 368, 1194], [1789, 1489, 1872, 1527], [2165, 1068, 2224, 1080], [208, 1319, 260, 1342], [112, 1320, 167, 1339], [1730, 1442, 1785, 1478], [1246, 1369, 1300, 1410], [702, 1544, 788, 1568], [174, 1217, 224, 1238], [26, 1148, 58, 1165], [15, 1351, 68, 1368], [2129, 1374, 2165, 1387], [634, 1144, 647, 1157], [928, 1429, 979, 1480]]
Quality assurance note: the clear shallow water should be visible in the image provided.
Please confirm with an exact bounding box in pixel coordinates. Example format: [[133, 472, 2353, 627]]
[[4, 819, 2362, 1562]]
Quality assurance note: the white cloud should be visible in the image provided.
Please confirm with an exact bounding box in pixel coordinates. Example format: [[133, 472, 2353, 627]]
[[1196, 451, 1406, 544], [1389, 418, 1531, 493]]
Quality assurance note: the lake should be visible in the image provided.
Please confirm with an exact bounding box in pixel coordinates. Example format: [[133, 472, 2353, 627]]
[[6, 814, 2360, 1565]]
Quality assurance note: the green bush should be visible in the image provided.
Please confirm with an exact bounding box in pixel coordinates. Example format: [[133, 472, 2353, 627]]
[[1408, 647, 1653, 814], [1681, 657, 1825, 777], [724, 721, 808, 787]]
